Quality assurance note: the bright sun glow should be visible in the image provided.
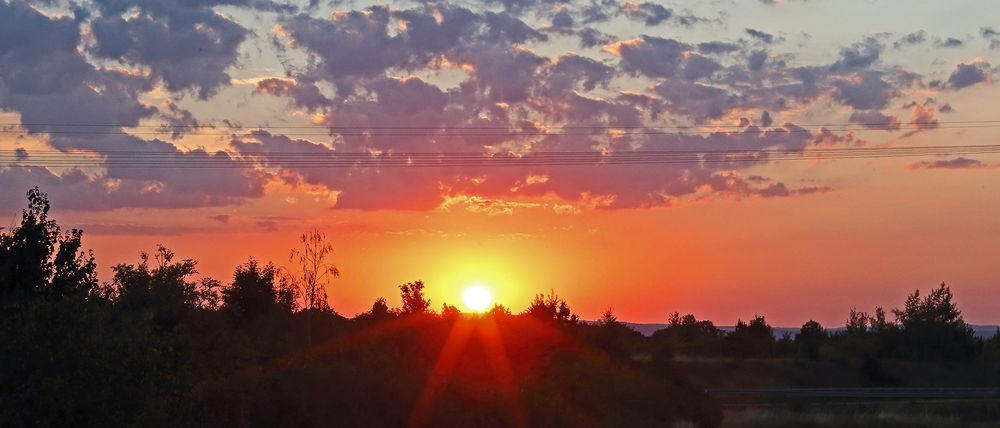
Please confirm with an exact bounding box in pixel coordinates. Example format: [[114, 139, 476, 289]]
[[462, 284, 494, 312]]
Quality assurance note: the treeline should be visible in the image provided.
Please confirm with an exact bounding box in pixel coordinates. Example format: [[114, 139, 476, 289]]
[[650, 286, 1000, 365], [0, 189, 720, 427], [3, 188, 1000, 427]]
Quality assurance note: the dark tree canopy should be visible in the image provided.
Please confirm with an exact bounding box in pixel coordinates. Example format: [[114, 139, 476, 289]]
[[222, 258, 296, 322], [524, 289, 578, 323], [399, 280, 431, 314], [0, 187, 96, 305]]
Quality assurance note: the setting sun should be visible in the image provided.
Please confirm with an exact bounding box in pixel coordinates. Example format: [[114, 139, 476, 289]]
[[462, 284, 494, 312]]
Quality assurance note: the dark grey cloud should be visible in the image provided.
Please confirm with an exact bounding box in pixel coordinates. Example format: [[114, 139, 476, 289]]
[[748, 50, 768, 71], [848, 110, 901, 130], [0, 2, 271, 210], [3, 0, 963, 213], [578, 27, 614, 48], [831, 37, 881, 70], [745, 28, 778, 44], [622, 2, 673, 26], [945, 60, 993, 89], [613, 36, 691, 78], [831, 71, 895, 110], [549, 9, 575, 34], [255, 78, 331, 112], [698, 41, 741, 55], [935, 37, 964, 48], [909, 157, 989, 170], [893, 30, 926, 49], [89, 0, 259, 99]]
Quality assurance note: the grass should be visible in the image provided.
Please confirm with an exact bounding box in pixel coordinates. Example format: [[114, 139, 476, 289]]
[[717, 401, 1000, 428]]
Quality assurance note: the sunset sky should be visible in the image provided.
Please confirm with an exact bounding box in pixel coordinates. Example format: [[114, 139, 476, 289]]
[[2, 0, 1000, 325]]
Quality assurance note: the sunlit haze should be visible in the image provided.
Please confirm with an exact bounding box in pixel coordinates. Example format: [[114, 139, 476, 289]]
[[462, 284, 494, 312], [2, 0, 1000, 326]]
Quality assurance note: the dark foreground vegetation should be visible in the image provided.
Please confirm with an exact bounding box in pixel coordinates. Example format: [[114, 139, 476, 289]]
[[3, 188, 1000, 427]]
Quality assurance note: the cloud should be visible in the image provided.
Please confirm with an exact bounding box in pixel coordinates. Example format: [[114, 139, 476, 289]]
[[0, 2, 272, 210], [944, 59, 993, 89], [622, 2, 674, 26], [0, 166, 262, 212], [5, 0, 969, 214], [89, 0, 251, 99], [255, 78, 331, 112], [578, 27, 614, 48], [831, 71, 895, 110], [908, 157, 990, 170], [698, 41, 741, 55], [893, 30, 926, 49], [831, 37, 881, 70], [848, 110, 901, 130], [935, 37, 964, 48], [745, 28, 779, 44]]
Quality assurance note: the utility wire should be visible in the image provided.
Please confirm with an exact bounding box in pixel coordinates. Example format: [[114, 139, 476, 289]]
[[3, 119, 1000, 130], [0, 125, 994, 137], [4, 144, 999, 168]]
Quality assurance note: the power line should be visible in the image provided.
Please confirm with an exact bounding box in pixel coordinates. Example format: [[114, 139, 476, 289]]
[[0, 125, 994, 137], [0, 120, 997, 138], [4, 144, 999, 168], [3, 119, 999, 130]]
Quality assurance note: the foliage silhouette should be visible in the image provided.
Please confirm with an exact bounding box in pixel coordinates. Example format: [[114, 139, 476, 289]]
[[398, 280, 431, 315], [4, 189, 1000, 427], [0, 187, 96, 305], [223, 258, 296, 323], [524, 289, 579, 323]]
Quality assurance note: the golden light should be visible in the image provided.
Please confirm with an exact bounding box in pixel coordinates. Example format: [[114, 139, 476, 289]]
[[462, 284, 494, 312]]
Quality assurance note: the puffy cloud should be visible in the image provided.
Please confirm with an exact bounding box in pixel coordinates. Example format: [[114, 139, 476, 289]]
[[0, 165, 263, 212], [255, 78, 331, 111], [894, 30, 926, 49], [5, 0, 973, 214], [89, 0, 250, 99], [831, 71, 895, 110], [609, 36, 692, 78], [745, 28, 779, 44], [909, 157, 990, 170], [935, 37, 964, 48], [578, 27, 614, 48], [831, 37, 881, 70], [945, 59, 993, 89], [698, 41, 741, 55], [622, 2, 674, 26], [907, 104, 939, 132], [848, 110, 901, 130], [748, 50, 768, 71], [0, 2, 271, 210]]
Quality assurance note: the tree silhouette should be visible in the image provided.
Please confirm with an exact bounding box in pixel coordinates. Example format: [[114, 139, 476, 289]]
[[525, 289, 578, 323], [289, 230, 339, 312], [728, 315, 775, 358], [223, 258, 295, 323], [111, 246, 202, 332], [440, 302, 461, 318], [795, 320, 826, 360], [486, 303, 512, 317], [893, 283, 975, 360], [398, 280, 431, 314], [289, 230, 339, 345], [652, 313, 725, 357], [0, 187, 96, 305]]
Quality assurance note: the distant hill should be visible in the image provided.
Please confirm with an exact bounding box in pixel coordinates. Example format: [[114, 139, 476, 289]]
[[624, 323, 1000, 339]]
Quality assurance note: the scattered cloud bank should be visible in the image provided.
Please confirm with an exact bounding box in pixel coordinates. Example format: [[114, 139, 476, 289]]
[[1, 0, 997, 212]]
